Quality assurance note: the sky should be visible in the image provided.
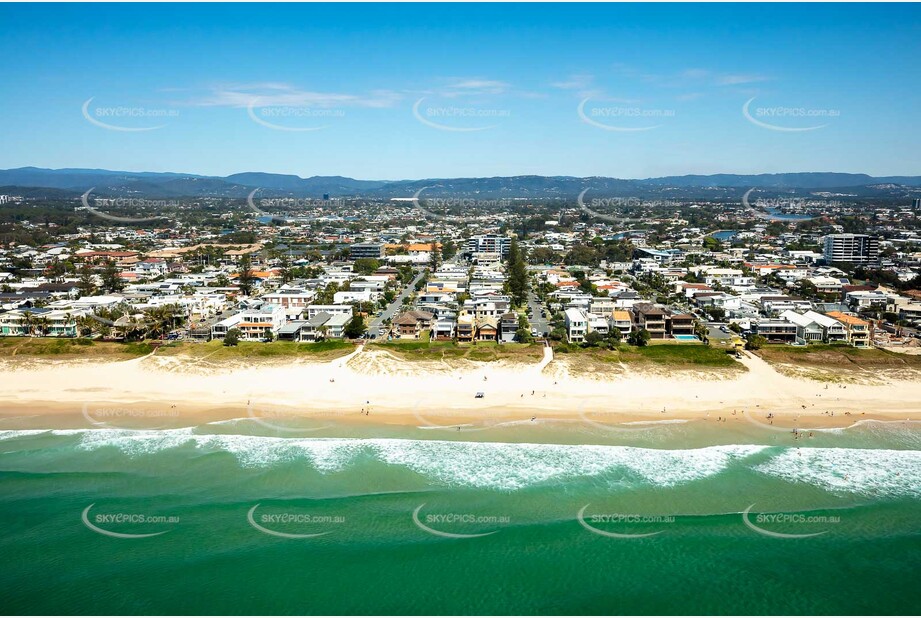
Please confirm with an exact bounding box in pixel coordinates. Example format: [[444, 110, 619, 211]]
[[1, 3, 919, 180]]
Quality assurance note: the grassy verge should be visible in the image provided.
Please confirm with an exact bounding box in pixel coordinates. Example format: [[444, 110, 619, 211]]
[[754, 344, 921, 370], [553, 342, 740, 368], [154, 339, 356, 362], [0, 337, 153, 358], [370, 339, 544, 362]]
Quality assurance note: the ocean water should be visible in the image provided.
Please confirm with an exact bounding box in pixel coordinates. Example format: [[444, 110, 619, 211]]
[[0, 417, 919, 615]]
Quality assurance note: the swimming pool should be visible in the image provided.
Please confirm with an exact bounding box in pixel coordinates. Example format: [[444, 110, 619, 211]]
[[672, 335, 699, 341]]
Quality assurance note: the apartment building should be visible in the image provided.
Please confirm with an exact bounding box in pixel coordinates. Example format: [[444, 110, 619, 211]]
[[467, 234, 510, 257], [823, 234, 879, 264], [350, 243, 385, 259]]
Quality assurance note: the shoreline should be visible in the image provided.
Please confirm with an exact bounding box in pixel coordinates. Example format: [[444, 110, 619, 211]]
[[2, 347, 919, 433]]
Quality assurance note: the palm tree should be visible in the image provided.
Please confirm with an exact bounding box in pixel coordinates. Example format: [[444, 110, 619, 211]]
[[33, 316, 51, 337], [76, 315, 94, 337], [19, 311, 36, 337]]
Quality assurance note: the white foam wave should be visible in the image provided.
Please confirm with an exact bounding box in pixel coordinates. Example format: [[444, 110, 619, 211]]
[[756, 447, 921, 498], [5, 428, 764, 490], [0, 429, 52, 441], [3, 428, 919, 495]]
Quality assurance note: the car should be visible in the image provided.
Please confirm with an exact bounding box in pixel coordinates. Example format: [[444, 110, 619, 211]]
[[530, 329, 538, 336]]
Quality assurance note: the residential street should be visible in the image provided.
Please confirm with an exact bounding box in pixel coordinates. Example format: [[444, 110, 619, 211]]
[[527, 291, 549, 337], [368, 270, 425, 336]]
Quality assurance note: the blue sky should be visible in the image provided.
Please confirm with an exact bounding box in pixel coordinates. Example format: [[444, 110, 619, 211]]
[[1, 3, 919, 179]]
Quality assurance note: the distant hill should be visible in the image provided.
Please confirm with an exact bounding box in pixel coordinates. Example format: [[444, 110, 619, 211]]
[[1, 167, 919, 199]]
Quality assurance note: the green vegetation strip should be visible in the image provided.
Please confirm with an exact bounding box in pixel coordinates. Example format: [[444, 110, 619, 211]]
[[0, 337, 152, 357], [371, 339, 544, 362], [756, 344, 921, 368], [554, 342, 739, 367]]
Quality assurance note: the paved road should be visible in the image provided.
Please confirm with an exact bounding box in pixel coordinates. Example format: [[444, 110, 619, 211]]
[[368, 271, 425, 336], [707, 323, 732, 341], [527, 291, 549, 337]]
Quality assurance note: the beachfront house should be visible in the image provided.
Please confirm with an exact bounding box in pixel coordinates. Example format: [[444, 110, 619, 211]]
[[392, 310, 434, 339], [631, 303, 667, 339], [564, 308, 588, 343], [826, 311, 872, 347], [211, 303, 285, 341]]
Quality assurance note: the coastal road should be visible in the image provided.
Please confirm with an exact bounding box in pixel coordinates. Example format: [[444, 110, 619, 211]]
[[368, 270, 425, 336], [527, 291, 549, 337]]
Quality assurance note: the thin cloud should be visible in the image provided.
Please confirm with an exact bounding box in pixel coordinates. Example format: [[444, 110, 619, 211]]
[[681, 68, 711, 80], [551, 74, 594, 90], [717, 74, 770, 85], [439, 78, 510, 97], [185, 83, 403, 108]]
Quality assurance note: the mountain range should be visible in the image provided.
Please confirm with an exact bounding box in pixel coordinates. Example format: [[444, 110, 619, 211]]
[[1, 167, 920, 200]]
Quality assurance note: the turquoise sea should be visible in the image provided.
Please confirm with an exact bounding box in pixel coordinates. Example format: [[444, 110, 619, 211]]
[[1, 416, 919, 615]]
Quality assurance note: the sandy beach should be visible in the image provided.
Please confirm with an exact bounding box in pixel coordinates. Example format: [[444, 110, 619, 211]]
[[1, 344, 919, 431]]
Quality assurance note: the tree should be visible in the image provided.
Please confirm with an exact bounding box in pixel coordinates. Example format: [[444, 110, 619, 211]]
[[429, 241, 441, 272], [746, 334, 767, 351], [549, 325, 567, 341], [527, 247, 558, 265], [606, 327, 623, 346], [77, 262, 96, 297], [47, 259, 66, 282], [702, 236, 722, 252], [728, 322, 742, 334], [278, 253, 293, 283], [353, 258, 381, 275], [344, 314, 367, 339], [223, 328, 241, 346], [18, 311, 36, 337], [441, 238, 457, 260], [237, 254, 256, 296], [214, 274, 231, 287], [101, 260, 124, 293], [628, 328, 651, 347], [564, 244, 600, 267], [515, 327, 533, 343], [584, 331, 604, 347], [316, 282, 339, 305], [506, 237, 528, 306]]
